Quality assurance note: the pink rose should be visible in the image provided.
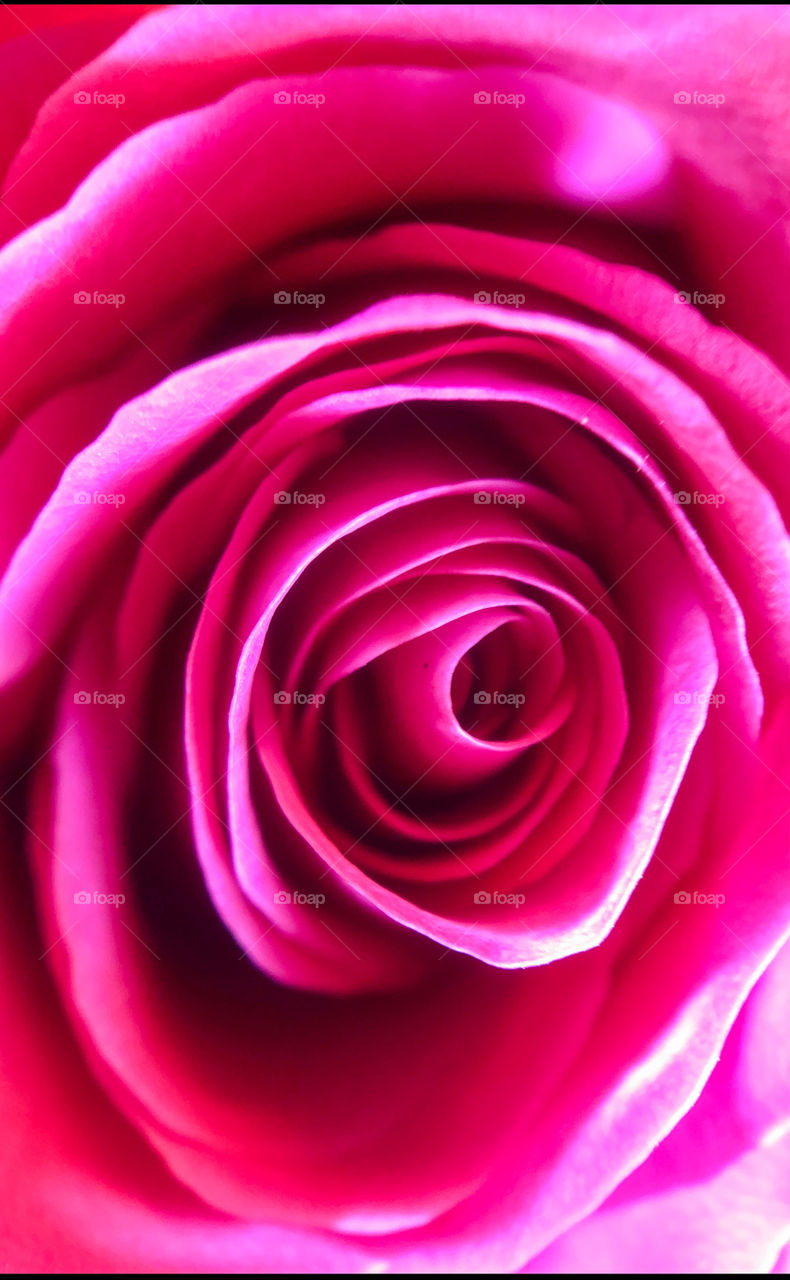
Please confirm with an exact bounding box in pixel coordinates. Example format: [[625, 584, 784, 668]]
[[1, 4, 789, 1272]]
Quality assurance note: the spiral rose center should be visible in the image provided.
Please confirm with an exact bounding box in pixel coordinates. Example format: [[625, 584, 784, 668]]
[[451, 616, 568, 745]]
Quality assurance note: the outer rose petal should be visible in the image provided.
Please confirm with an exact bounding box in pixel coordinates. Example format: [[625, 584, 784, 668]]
[[0, 7, 153, 187], [0, 840, 366, 1273], [0, 5, 158, 41], [775, 1242, 790, 1273], [525, 939, 790, 1274], [6, 5, 789, 361], [525, 1136, 790, 1274]]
